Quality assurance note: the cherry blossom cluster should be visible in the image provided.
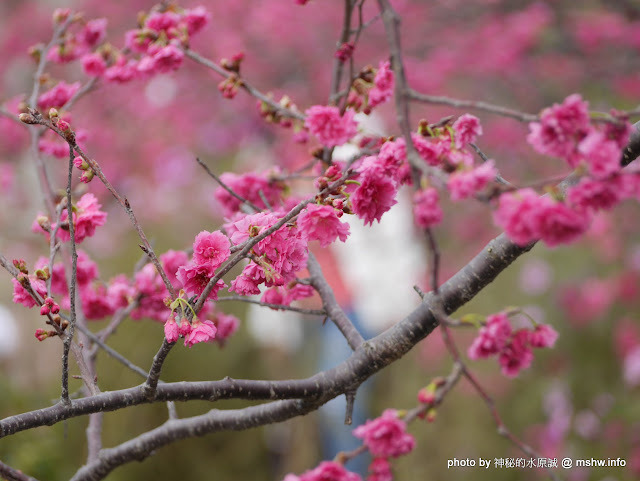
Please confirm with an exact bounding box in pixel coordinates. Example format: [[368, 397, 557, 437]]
[[11, 235, 240, 347], [11, 258, 68, 339], [35, 80, 89, 159], [32, 193, 107, 244], [226, 212, 310, 297], [214, 170, 287, 217], [334, 113, 492, 228], [78, 6, 209, 82], [495, 94, 638, 248], [283, 409, 415, 481], [467, 311, 558, 377], [343, 61, 395, 114]]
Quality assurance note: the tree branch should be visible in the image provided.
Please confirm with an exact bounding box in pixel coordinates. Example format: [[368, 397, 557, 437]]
[[307, 252, 364, 350]]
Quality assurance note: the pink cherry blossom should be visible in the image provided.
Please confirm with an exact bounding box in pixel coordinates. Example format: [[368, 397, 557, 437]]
[[81, 283, 116, 320], [12, 277, 47, 309], [493, 188, 542, 246], [533, 197, 591, 247], [213, 313, 240, 343], [367, 458, 392, 481], [304, 105, 358, 147], [56, 193, 108, 244], [413, 187, 443, 229], [184, 7, 211, 35], [453, 114, 483, 149], [81, 53, 107, 77], [37, 81, 81, 111], [193, 231, 231, 268], [498, 329, 534, 377], [160, 250, 190, 289], [262, 286, 285, 306], [176, 262, 226, 300], [77, 18, 107, 48], [618, 173, 640, 200], [184, 319, 217, 347], [75, 250, 99, 287], [226, 211, 308, 287], [124, 30, 152, 54], [527, 94, 591, 165], [51, 262, 69, 297], [131, 263, 171, 322], [138, 44, 184, 75], [262, 283, 314, 307], [369, 60, 394, 108], [107, 275, 134, 310], [297, 461, 362, 481], [567, 177, 621, 212], [145, 11, 181, 33], [297, 204, 350, 247], [468, 312, 513, 359], [412, 134, 445, 167], [529, 324, 559, 348], [578, 130, 622, 179], [164, 315, 180, 343], [104, 59, 139, 83], [351, 169, 398, 226], [178, 318, 192, 337], [447, 160, 496, 201], [353, 409, 415, 458], [214, 171, 284, 216], [284, 283, 314, 303]]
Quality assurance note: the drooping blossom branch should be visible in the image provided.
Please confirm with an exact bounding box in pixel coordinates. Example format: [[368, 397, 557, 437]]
[[19, 109, 176, 298]]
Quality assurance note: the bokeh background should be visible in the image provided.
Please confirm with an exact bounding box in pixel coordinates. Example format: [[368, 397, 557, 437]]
[[1, 0, 640, 480]]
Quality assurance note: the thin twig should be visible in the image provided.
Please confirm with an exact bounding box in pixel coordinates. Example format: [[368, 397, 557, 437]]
[[0, 459, 39, 481], [216, 296, 326, 316], [61, 146, 80, 405], [75, 323, 150, 379], [329, 0, 355, 105], [183, 49, 304, 121], [27, 16, 74, 109], [25, 112, 177, 300], [407, 89, 539, 123], [196, 157, 261, 212]]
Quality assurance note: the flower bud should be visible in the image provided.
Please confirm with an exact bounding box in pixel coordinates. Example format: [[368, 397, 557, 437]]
[[426, 408, 437, 423], [53, 8, 71, 24], [417, 387, 435, 405], [35, 267, 50, 281], [17, 273, 29, 287], [324, 165, 341, 180], [57, 119, 71, 132], [34, 329, 49, 342], [19, 113, 38, 124], [12, 259, 28, 274], [80, 169, 95, 183]]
